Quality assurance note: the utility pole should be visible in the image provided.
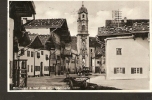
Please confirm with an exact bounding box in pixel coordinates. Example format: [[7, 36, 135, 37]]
[[112, 10, 122, 33]]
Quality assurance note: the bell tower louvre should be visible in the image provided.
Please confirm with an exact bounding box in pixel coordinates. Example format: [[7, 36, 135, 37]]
[[77, 2, 89, 69]]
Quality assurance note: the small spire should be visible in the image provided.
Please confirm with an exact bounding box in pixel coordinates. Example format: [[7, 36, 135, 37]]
[[82, 1, 84, 6]]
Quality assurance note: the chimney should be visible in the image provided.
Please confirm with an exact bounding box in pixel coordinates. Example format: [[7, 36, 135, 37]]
[[23, 18, 27, 24]]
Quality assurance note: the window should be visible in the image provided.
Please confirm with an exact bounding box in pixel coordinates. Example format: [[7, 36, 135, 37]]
[[116, 48, 122, 55], [31, 52, 33, 57], [46, 55, 49, 60], [90, 49, 92, 52], [31, 65, 33, 72], [35, 66, 40, 71], [37, 52, 40, 58], [44, 66, 49, 71], [27, 51, 30, 57], [82, 14, 85, 18], [114, 67, 125, 74], [41, 51, 43, 55], [27, 65, 29, 72], [21, 48, 24, 55], [97, 61, 101, 64], [131, 67, 142, 74]]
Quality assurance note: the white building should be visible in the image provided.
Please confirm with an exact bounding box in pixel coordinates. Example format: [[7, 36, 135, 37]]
[[105, 31, 149, 79], [14, 34, 50, 77]]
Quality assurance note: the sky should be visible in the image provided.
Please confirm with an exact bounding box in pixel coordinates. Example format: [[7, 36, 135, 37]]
[[30, 1, 149, 37]]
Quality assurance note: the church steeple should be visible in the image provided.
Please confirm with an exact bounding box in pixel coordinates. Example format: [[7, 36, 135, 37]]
[[77, 2, 89, 69]]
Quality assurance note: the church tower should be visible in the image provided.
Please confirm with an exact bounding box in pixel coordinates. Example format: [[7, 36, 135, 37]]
[[77, 2, 89, 69]]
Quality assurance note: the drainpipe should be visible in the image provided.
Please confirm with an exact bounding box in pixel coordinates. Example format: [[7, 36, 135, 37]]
[[34, 49, 35, 77], [49, 50, 51, 76]]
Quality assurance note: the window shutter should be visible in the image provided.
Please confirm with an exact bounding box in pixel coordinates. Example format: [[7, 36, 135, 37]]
[[27, 51, 30, 57], [114, 68, 116, 74], [46, 55, 48, 60], [21, 49, 24, 55], [37, 52, 40, 58], [41, 51, 43, 55], [27, 65, 29, 72], [140, 68, 142, 74], [123, 68, 125, 74], [31, 52, 33, 57], [131, 68, 134, 74]]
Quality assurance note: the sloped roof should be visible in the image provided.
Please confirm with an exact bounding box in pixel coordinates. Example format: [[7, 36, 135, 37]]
[[28, 33, 38, 41], [98, 21, 149, 37], [106, 19, 149, 27], [24, 18, 71, 43], [28, 34, 44, 49], [38, 35, 50, 45], [9, 1, 36, 18], [24, 19, 66, 29]]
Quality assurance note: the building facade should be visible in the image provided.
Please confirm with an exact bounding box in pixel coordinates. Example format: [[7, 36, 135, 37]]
[[14, 33, 51, 77], [89, 37, 102, 73], [24, 19, 71, 75], [105, 35, 149, 79], [98, 21, 149, 79]]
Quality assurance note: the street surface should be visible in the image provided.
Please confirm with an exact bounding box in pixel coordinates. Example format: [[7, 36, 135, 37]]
[[27, 73, 149, 90], [27, 75, 67, 87], [89, 75, 150, 90]]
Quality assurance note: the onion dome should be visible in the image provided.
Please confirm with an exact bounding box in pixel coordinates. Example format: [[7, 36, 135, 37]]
[[78, 4, 88, 14]]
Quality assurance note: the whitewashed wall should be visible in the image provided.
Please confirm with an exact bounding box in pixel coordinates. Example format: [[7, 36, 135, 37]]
[[106, 37, 149, 79], [9, 18, 14, 83], [15, 47, 50, 76]]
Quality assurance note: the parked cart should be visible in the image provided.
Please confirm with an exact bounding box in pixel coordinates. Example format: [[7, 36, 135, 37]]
[[65, 75, 90, 90]]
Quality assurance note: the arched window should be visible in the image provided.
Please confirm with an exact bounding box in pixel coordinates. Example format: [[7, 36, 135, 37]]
[[82, 14, 85, 18], [83, 14, 85, 18]]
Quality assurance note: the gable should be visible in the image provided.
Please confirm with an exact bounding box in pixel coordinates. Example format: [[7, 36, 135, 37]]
[[29, 36, 43, 49]]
